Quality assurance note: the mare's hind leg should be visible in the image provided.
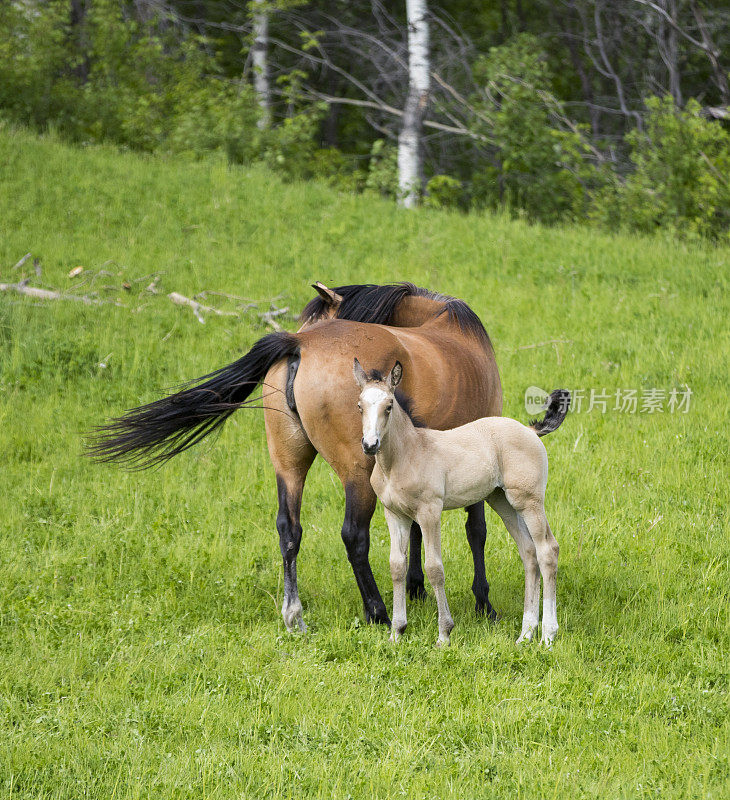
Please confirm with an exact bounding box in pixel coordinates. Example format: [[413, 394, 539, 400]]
[[406, 522, 427, 600], [274, 468, 313, 632], [487, 489, 540, 644], [264, 362, 316, 632], [465, 501, 497, 620]]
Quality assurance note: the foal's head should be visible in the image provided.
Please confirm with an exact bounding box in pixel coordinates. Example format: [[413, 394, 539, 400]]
[[353, 359, 403, 455]]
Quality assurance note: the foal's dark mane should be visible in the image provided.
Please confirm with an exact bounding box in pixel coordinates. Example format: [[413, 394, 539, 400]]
[[301, 282, 490, 343]]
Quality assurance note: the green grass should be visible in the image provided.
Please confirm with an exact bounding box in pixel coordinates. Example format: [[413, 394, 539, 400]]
[[1, 124, 728, 799]]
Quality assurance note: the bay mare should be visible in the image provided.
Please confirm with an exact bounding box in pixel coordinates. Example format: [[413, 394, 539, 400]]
[[89, 283, 502, 631], [355, 359, 569, 647]]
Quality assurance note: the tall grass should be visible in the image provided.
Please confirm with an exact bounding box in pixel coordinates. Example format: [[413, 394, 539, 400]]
[[1, 125, 728, 798]]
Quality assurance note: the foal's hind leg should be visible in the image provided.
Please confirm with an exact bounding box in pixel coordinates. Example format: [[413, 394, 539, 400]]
[[465, 501, 497, 620], [487, 489, 540, 644], [516, 501, 559, 647]]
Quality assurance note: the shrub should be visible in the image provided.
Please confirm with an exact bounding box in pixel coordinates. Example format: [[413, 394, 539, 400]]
[[364, 139, 399, 198], [603, 95, 730, 240], [424, 174, 463, 209], [471, 34, 602, 224]]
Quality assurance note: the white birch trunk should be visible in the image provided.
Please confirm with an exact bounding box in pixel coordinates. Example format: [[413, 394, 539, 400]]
[[398, 0, 430, 208], [252, 0, 271, 129]]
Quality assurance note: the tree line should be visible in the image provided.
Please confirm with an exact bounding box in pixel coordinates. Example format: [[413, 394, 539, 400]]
[[1, 1, 729, 238]]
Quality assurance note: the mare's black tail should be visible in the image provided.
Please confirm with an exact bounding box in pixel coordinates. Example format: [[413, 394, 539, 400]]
[[530, 389, 571, 437], [87, 331, 300, 468]]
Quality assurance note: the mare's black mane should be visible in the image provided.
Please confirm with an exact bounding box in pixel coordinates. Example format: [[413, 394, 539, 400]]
[[300, 282, 490, 343]]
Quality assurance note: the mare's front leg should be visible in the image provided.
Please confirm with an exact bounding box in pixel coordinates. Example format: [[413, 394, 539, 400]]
[[465, 501, 497, 619], [384, 508, 412, 641], [405, 522, 427, 600], [417, 504, 454, 646], [341, 482, 390, 625]]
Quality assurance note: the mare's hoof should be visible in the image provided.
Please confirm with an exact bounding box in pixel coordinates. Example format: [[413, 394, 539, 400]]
[[282, 601, 306, 633], [476, 600, 500, 622], [406, 579, 428, 601], [365, 605, 391, 626]]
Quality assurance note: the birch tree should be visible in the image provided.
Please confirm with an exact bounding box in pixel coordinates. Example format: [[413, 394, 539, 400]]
[[252, 0, 271, 128], [398, 0, 430, 208]]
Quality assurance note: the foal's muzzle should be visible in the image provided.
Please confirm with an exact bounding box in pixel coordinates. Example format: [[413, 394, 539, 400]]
[[362, 438, 379, 456]]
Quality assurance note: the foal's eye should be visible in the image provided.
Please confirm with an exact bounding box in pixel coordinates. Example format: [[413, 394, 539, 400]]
[[357, 403, 362, 413], [385, 404, 392, 414]]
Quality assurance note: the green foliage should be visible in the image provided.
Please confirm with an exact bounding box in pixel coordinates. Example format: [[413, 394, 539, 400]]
[[424, 174, 464, 209], [0, 1, 73, 128], [1, 128, 729, 798], [0, 1, 262, 159], [262, 102, 327, 180], [597, 96, 730, 240], [471, 34, 602, 224], [364, 139, 399, 198]]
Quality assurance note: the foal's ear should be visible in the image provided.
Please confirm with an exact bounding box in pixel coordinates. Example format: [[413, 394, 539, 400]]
[[312, 282, 343, 311], [387, 361, 403, 389], [353, 358, 368, 388]]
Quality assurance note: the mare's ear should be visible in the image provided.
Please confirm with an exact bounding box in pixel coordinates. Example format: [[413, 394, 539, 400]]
[[353, 358, 368, 388], [312, 282, 343, 312], [387, 361, 403, 389]]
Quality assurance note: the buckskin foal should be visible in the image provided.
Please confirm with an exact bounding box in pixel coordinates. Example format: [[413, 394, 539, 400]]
[[354, 359, 569, 647]]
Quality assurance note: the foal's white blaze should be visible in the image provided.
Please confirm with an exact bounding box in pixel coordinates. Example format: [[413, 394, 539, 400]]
[[360, 386, 389, 451]]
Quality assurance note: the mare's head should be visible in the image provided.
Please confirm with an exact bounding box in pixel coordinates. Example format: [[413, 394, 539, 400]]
[[353, 358, 403, 455]]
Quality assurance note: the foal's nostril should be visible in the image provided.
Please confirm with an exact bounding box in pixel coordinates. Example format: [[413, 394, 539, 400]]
[[362, 438, 378, 455]]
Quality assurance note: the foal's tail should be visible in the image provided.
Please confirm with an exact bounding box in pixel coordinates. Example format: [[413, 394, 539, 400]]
[[87, 331, 300, 468], [530, 389, 571, 437]]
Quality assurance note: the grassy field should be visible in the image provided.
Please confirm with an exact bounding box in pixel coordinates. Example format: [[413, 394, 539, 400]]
[[1, 124, 728, 799]]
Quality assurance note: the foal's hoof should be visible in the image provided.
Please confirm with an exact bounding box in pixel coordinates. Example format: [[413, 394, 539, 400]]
[[390, 624, 406, 644], [540, 629, 558, 649], [516, 627, 536, 645], [435, 635, 451, 648]]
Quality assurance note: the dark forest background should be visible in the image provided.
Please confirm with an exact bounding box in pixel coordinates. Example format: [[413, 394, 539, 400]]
[[2, 1, 729, 238]]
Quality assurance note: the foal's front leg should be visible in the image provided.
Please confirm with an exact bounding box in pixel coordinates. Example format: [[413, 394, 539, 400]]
[[384, 508, 412, 641], [417, 505, 454, 646]]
